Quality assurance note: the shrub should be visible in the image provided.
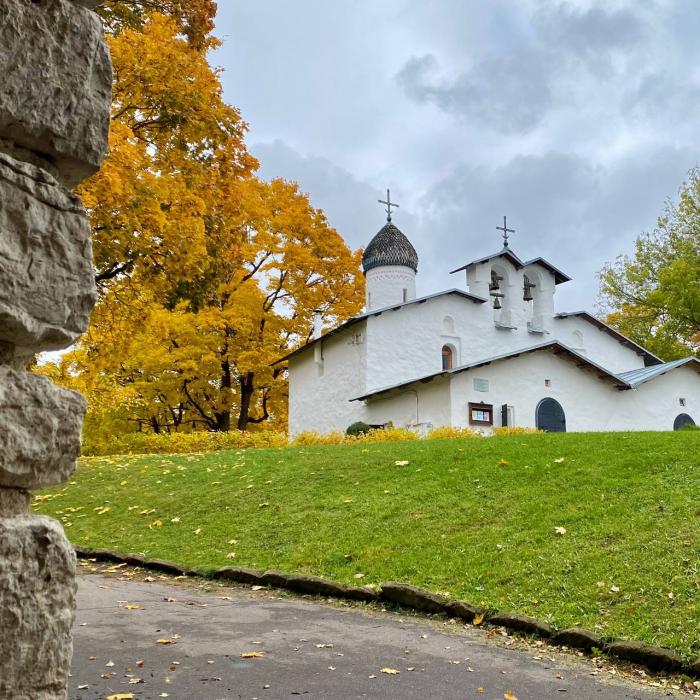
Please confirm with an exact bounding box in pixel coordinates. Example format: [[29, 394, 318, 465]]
[[81, 429, 287, 457], [677, 422, 699, 431], [346, 421, 371, 437], [359, 427, 419, 442], [292, 431, 347, 446], [492, 426, 543, 436], [427, 426, 478, 440]]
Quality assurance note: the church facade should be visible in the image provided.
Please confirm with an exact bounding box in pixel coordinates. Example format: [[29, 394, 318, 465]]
[[281, 210, 699, 436]]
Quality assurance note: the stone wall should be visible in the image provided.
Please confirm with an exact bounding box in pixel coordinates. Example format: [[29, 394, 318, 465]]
[[0, 1, 111, 698]]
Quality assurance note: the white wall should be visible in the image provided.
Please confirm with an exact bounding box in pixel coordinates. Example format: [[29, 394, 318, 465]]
[[365, 265, 416, 311], [448, 351, 698, 432], [365, 377, 451, 434], [552, 316, 646, 374], [288, 323, 368, 435]]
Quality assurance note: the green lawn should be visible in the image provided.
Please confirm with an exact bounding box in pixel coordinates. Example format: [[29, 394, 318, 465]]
[[35, 432, 700, 658]]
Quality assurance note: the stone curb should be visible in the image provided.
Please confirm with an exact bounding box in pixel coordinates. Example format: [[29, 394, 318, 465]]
[[72, 546, 698, 678]]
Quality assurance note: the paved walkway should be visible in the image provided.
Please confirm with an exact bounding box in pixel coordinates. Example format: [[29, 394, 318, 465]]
[[71, 573, 682, 700]]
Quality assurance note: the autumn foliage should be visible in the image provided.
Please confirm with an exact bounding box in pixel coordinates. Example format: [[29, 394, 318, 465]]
[[44, 5, 364, 436]]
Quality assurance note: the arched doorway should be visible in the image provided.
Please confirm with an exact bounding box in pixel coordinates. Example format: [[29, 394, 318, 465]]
[[673, 413, 696, 430], [536, 398, 566, 432]]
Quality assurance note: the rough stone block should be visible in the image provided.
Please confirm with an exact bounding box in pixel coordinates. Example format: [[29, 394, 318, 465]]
[[0, 516, 76, 700], [0, 488, 30, 516], [554, 627, 604, 651], [0, 153, 97, 352], [379, 581, 448, 614], [444, 599, 483, 622], [214, 567, 265, 585], [0, 367, 86, 490], [486, 611, 554, 638], [0, 0, 112, 187], [607, 640, 683, 672]]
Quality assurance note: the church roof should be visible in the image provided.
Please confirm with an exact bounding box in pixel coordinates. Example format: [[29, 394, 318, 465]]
[[351, 340, 631, 401], [450, 248, 571, 285], [362, 222, 418, 273], [272, 289, 487, 366], [554, 312, 662, 365], [450, 247, 523, 274], [617, 357, 700, 387]]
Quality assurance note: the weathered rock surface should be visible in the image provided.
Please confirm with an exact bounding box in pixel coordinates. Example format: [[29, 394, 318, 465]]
[[0, 488, 30, 516], [215, 567, 265, 585], [0, 516, 76, 700], [554, 627, 604, 651], [0, 0, 112, 186], [0, 153, 96, 352], [486, 611, 554, 638], [379, 581, 448, 614], [444, 599, 483, 622], [0, 367, 86, 489], [607, 640, 683, 672]]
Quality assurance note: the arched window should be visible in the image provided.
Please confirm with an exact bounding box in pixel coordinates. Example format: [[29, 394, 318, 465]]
[[442, 345, 453, 370]]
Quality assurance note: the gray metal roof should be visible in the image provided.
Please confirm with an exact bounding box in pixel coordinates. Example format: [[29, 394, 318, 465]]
[[618, 357, 700, 387], [523, 257, 572, 285], [362, 222, 418, 273], [449, 248, 571, 285], [272, 289, 487, 365], [351, 340, 631, 401], [450, 247, 524, 274]]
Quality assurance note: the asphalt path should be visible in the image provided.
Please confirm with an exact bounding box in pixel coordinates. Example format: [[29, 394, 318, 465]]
[[70, 572, 684, 700]]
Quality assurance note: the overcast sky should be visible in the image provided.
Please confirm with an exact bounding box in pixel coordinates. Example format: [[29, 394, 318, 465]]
[[212, 0, 698, 311]]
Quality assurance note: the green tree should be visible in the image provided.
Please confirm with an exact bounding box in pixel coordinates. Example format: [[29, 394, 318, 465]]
[[599, 169, 700, 360]]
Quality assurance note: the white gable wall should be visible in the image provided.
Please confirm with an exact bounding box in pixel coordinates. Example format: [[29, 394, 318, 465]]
[[288, 324, 368, 436], [552, 316, 646, 374]]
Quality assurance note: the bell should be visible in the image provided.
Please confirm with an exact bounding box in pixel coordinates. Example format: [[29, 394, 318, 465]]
[[493, 296, 502, 310], [523, 287, 533, 302]]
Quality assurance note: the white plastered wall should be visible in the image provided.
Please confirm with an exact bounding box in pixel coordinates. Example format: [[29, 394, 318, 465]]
[[364, 377, 451, 434], [288, 323, 368, 435], [365, 265, 416, 311], [448, 351, 699, 432]]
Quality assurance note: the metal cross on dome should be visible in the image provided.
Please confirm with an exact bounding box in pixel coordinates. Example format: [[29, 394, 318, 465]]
[[378, 189, 400, 222], [496, 215, 515, 248]]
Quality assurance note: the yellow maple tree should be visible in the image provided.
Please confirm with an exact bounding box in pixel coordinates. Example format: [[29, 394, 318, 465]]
[[48, 10, 364, 437]]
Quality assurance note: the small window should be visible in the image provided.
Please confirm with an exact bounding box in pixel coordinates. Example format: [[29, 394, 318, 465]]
[[680, 398, 687, 407], [469, 402, 493, 426], [402, 288, 408, 302], [442, 345, 453, 370], [473, 378, 489, 392], [544, 379, 551, 387]]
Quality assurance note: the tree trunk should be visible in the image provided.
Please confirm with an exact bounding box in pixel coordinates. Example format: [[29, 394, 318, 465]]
[[215, 358, 233, 432], [237, 372, 254, 431]]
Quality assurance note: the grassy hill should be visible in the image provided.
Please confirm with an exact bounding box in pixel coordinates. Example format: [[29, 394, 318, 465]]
[[35, 432, 699, 657]]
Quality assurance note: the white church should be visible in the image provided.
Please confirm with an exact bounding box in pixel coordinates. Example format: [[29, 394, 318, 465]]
[[281, 197, 699, 435]]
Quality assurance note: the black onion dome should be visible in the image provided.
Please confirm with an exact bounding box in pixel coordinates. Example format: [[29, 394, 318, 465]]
[[362, 222, 418, 273]]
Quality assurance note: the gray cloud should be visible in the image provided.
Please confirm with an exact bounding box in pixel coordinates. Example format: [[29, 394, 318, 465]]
[[213, 0, 700, 311], [396, 50, 553, 133]]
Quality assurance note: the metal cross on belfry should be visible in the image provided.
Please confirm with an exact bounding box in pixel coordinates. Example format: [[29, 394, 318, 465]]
[[378, 189, 400, 222], [496, 215, 515, 248]]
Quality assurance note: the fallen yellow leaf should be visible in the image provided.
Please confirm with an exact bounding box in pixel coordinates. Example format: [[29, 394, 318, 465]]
[[155, 639, 176, 645], [504, 692, 518, 700], [106, 695, 134, 700], [394, 460, 410, 466], [473, 613, 485, 625], [380, 667, 400, 675], [240, 651, 265, 658]]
